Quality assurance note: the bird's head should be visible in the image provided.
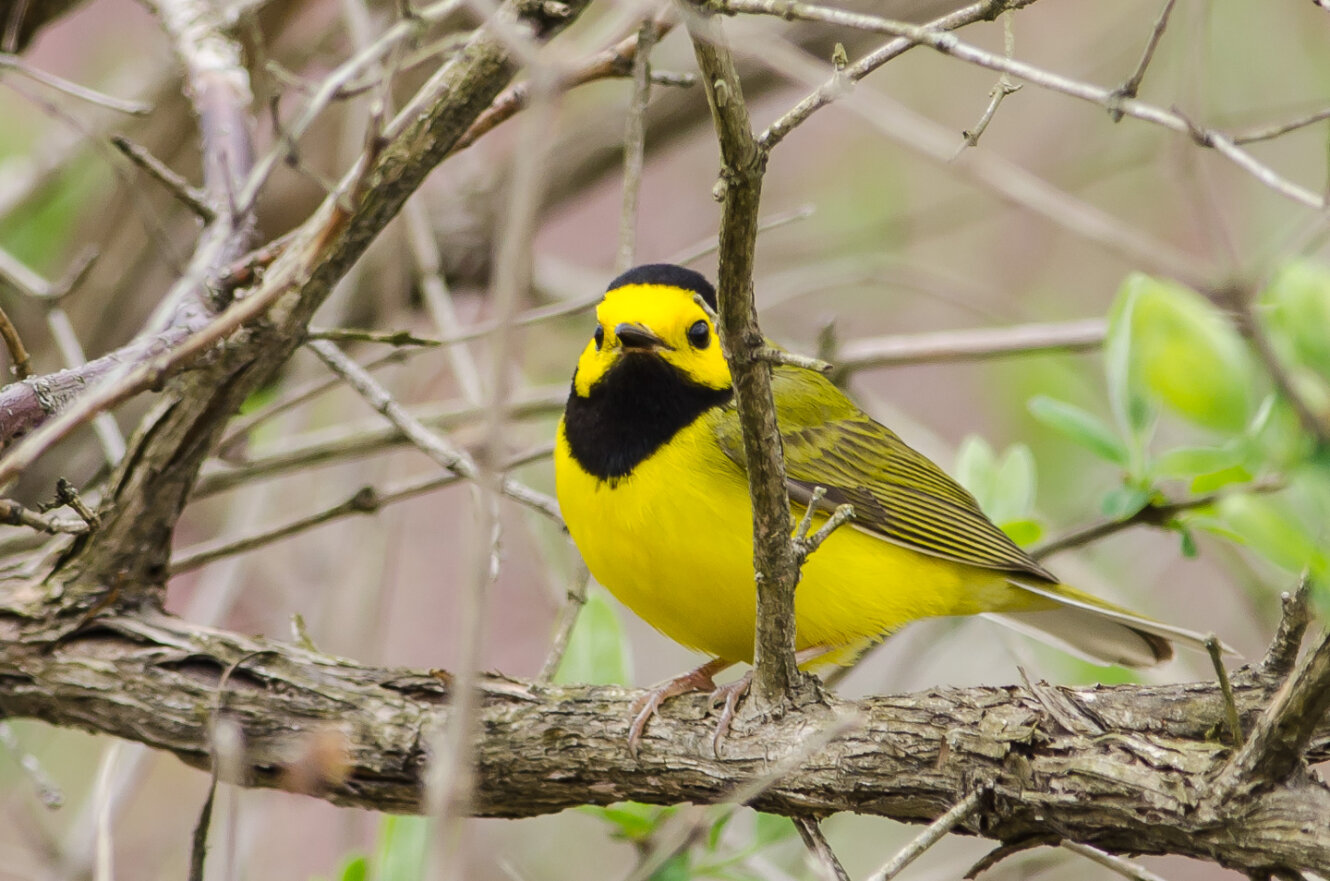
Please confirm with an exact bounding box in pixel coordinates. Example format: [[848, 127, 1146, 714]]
[[572, 264, 731, 397]]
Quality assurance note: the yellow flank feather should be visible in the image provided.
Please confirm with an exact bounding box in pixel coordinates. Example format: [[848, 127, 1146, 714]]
[[555, 264, 1211, 671]]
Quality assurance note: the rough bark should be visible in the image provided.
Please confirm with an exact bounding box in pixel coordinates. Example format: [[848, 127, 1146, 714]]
[[0, 600, 1327, 876]]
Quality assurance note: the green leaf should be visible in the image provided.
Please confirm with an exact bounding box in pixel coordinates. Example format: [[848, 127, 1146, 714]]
[[372, 816, 428, 881], [954, 436, 997, 510], [554, 589, 632, 686], [1105, 276, 1158, 461], [1190, 465, 1253, 494], [583, 803, 676, 843], [992, 443, 1037, 522], [339, 857, 369, 881], [1179, 527, 1199, 558], [1101, 485, 1152, 520], [1216, 493, 1328, 576], [1027, 396, 1128, 466], [707, 810, 734, 851], [1261, 261, 1330, 378], [1124, 274, 1255, 432], [999, 518, 1043, 546], [1152, 446, 1244, 480], [956, 438, 1039, 526], [648, 853, 692, 881]]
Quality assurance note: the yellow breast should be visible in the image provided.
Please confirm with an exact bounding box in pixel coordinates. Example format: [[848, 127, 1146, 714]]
[[554, 412, 1021, 665]]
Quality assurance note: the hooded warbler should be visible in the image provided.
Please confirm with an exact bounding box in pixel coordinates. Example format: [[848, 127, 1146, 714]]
[[555, 264, 1210, 737]]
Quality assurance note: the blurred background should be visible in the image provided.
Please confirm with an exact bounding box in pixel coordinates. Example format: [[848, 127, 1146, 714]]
[[1, 0, 1328, 878]]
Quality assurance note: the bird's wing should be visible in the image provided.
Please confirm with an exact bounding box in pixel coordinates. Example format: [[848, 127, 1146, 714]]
[[713, 367, 1056, 581]]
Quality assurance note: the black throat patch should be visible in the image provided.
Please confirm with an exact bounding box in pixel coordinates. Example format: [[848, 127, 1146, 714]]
[[563, 353, 733, 482]]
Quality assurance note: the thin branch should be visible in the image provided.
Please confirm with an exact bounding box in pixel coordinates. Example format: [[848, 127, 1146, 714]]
[[1107, 0, 1177, 121], [0, 300, 31, 378], [235, 0, 469, 213], [1211, 628, 1330, 802], [536, 561, 589, 684], [952, 9, 1019, 156], [1060, 841, 1171, 881], [755, 37, 1213, 289], [447, 18, 682, 155], [305, 327, 441, 347], [1220, 286, 1330, 447], [1260, 577, 1312, 678], [726, 0, 1327, 211], [1031, 478, 1283, 561], [307, 339, 561, 523], [616, 17, 658, 274], [793, 817, 850, 881], [171, 445, 549, 574], [761, 0, 1040, 151], [0, 720, 63, 808], [1232, 106, 1330, 145], [199, 387, 563, 496], [756, 346, 832, 373], [0, 52, 152, 115], [214, 347, 416, 457], [685, 1, 801, 706], [791, 488, 854, 565], [836, 318, 1105, 373], [110, 135, 216, 222], [624, 713, 865, 881], [45, 306, 127, 466], [668, 202, 815, 265], [0, 498, 91, 534], [1206, 634, 1243, 747], [864, 785, 989, 881]]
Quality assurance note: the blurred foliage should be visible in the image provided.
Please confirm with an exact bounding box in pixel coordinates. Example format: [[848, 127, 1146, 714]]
[[1027, 264, 1330, 602]]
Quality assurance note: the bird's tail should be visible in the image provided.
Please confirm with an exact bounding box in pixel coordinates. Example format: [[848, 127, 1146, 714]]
[[988, 579, 1226, 668]]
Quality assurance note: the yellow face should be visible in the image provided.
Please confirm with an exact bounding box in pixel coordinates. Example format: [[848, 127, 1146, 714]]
[[572, 283, 731, 396]]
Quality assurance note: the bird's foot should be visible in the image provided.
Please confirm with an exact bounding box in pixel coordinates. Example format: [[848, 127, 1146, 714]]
[[628, 657, 733, 758], [707, 671, 753, 758], [707, 647, 834, 757]]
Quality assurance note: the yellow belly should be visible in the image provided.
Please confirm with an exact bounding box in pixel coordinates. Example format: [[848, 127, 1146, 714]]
[[554, 415, 1036, 664]]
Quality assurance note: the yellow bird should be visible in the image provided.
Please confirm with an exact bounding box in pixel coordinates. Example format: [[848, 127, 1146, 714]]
[[555, 264, 1209, 743]]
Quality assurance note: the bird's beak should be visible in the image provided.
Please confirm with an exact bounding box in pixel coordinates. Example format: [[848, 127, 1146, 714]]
[[614, 323, 669, 351]]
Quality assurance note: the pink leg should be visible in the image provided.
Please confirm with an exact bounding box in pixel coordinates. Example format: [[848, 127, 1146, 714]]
[[629, 657, 733, 758]]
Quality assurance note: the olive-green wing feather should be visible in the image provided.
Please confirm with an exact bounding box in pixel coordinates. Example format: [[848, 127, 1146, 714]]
[[713, 366, 1056, 582]]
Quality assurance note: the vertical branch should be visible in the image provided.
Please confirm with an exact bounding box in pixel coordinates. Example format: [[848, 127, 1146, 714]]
[[616, 18, 658, 273], [682, 5, 799, 704]]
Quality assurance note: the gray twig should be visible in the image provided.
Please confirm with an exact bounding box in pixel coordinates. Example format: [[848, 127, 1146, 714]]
[[1211, 627, 1330, 802], [1061, 841, 1172, 881], [616, 17, 659, 273], [1206, 634, 1244, 747], [111, 135, 216, 221], [1107, 0, 1177, 121], [307, 340, 560, 523], [793, 817, 850, 881], [952, 9, 1020, 155], [865, 785, 989, 881]]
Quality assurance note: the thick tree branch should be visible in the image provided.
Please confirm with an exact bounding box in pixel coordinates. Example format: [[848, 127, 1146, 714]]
[[0, 604, 1328, 876]]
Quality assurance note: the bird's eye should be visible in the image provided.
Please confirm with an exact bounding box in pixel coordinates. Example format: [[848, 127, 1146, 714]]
[[593, 325, 604, 350], [686, 320, 710, 349]]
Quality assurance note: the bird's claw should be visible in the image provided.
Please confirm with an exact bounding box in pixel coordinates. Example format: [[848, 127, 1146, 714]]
[[627, 658, 729, 758], [707, 671, 753, 758]]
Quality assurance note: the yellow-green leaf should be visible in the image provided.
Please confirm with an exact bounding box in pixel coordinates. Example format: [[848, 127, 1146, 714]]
[[1124, 274, 1255, 432]]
